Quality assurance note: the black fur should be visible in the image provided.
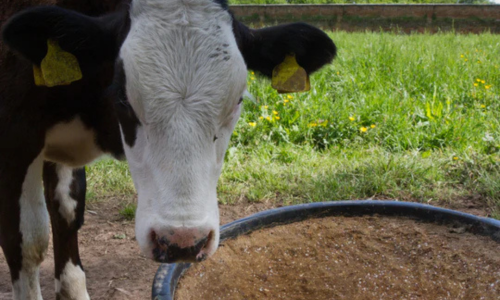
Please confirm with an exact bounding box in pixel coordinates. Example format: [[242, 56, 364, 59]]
[[1, 6, 129, 158], [43, 162, 87, 291], [2, 6, 122, 66], [232, 19, 337, 77], [112, 60, 140, 148], [0, 2, 335, 285], [213, 0, 229, 10]]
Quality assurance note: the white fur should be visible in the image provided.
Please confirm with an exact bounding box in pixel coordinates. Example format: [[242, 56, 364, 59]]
[[54, 165, 78, 225], [13, 268, 42, 300], [55, 261, 90, 300], [121, 0, 247, 258], [13, 154, 49, 300], [44, 116, 102, 167]]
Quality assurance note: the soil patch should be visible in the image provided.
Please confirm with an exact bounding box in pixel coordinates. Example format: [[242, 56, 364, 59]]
[[0, 198, 270, 300], [0, 198, 157, 300], [1, 197, 497, 299], [177, 216, 500, 300]]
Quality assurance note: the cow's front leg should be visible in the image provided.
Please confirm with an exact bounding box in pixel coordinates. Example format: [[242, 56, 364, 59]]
[[43, 163, 90, 300], [0, 154, 49, 300]]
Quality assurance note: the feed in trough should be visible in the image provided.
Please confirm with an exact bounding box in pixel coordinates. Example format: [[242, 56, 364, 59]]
[[176, 215, 500, 299]]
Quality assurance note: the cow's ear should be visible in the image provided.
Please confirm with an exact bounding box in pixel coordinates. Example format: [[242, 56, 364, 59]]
[[233, 20, 336, 77], [1, 6, 123, 65]]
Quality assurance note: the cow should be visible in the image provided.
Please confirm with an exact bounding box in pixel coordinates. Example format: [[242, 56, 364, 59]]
[[0, 0, 336, 298]]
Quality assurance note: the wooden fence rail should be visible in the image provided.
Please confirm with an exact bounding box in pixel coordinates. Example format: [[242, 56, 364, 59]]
[[231, 4, 500, 33]]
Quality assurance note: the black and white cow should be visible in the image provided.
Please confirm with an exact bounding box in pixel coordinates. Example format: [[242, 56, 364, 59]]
[[0, 0, 336, 298]]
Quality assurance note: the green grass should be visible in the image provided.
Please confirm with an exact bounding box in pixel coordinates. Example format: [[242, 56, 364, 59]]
[[219, 145, 500, 210], [119, 203, 137, 220], [85, 158, 135, 201], [86, 31, 500, 218], [229, 0, 490, 4]]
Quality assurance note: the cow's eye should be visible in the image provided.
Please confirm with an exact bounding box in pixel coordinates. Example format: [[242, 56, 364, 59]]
[[213, 135, 218, 142], [238, 97, 243, 105]]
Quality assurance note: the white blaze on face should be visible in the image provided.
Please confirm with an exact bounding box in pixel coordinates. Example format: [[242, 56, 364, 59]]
[[121, 0, 247, 259]]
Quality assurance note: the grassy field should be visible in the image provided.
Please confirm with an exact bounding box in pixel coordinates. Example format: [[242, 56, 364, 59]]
[[86, 31, 500, 219], [229, 0, 491, 4]]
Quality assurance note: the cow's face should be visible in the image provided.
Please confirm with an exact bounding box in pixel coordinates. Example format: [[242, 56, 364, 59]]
[[116, 0, 247, 262], [2, 1, 336, 263]]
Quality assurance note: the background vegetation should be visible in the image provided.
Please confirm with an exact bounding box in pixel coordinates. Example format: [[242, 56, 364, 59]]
[[228, 0, 492, 5], [87, 31, 500, 219]]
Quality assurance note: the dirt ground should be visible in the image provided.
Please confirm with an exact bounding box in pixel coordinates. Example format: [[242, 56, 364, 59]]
[[0, 197, 493, 299], [177, 216, 500, 300], [0, 198, 273, 300]]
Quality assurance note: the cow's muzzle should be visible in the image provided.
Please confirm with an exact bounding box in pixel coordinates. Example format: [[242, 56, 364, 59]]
[[150, 228, 215, 263]]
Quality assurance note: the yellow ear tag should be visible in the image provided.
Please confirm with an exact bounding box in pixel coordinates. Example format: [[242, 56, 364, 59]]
[[33, 65, 46, 86], [33, 39, 83, 87], [271, 54, 310, 94]]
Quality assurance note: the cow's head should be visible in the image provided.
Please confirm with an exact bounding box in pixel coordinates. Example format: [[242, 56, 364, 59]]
[[2, 0, 336, 263]]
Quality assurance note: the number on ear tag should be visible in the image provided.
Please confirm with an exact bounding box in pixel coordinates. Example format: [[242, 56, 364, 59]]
[[33, 39, 83, 87], [271, 54, 310, 94]]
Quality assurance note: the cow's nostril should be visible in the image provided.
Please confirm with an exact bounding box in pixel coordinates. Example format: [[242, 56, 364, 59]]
[[150, 230, 157, 243], [151, 230, 163, 246], [204, 230, 214, 249], [151, 230, 170, 261], [151, 228, 216, 263], [196, 230, 215, 262]]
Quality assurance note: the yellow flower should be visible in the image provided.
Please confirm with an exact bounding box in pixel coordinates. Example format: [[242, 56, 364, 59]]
[[349, 116, 355, 121], [266, 116, 271, 121], [262, 105, 268, 109], [485, 85, 492, 89], [481, 80, 485, 84], [272, 110, 278, 115], [464, 59, 468, 62], [287, 95, 293, 99], [481, 104, 486, 108], [284, 99, 289, 103], [477, 60, 481, 64], [251, 71, 255, 75], [453, 156, 459, 160], [370, 124, 376, 128], [360, 127, 368, 133], [474, 83, 479, 87], [321, 120, 329, 127], [476, 79, 481, 82], [308, 122, 318, 127], [337, 72, 340, 75], [460, 54, 464, 58], [248, 122, 256, 127], [275, 116, 280, 120], [259, 116, 264, 120]]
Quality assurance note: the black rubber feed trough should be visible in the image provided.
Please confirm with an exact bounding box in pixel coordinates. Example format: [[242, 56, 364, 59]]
[[151, 200, 500, 300]]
